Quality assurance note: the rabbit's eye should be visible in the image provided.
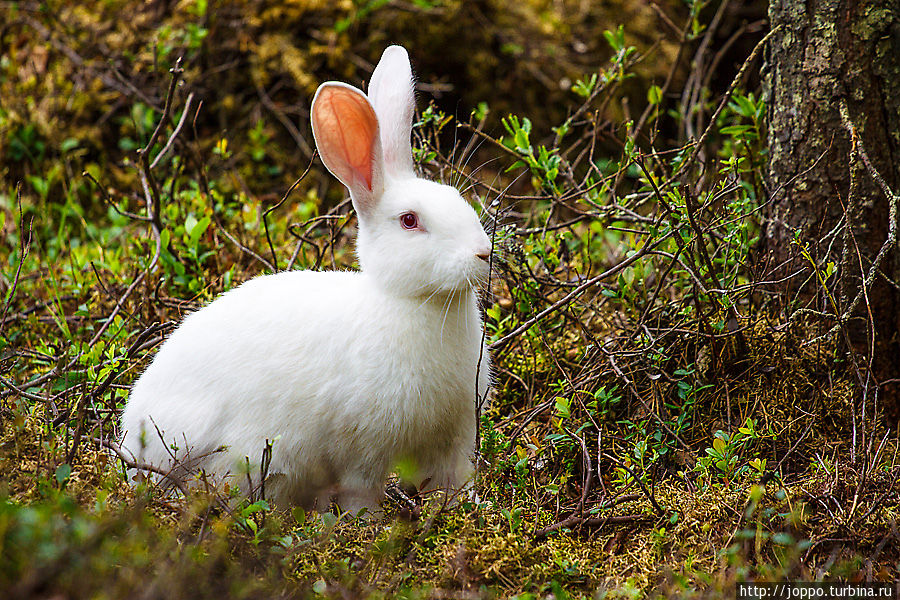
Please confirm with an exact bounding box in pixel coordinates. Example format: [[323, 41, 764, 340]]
[[400, 212, 419, 230]]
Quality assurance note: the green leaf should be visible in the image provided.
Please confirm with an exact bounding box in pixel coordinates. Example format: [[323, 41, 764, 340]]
[[514, 128, 530, 152], [500, 42, 524, 56], [184, 214, 198, 237], [26, 175, 49, 198], [291, 507, 306, 525], [719, 125, 752, 136], [501, 115, 518, 136], [334, 17, 351, 33], [472, 101, 489, 121], [554, 396, 571, 419], [55, 463, 72, 484], [647, 85, 662, 105], [394, 456, 420, 481], [572, 73, 598, 98], [713, 437, 726, 454], [189, 216, 211, 247], [603, 27, 622, 51], [734, 95, 756, 117], [772, 532, 795, 545]]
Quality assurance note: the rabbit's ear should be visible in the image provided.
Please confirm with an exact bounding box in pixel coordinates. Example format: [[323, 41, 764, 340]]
[[311, 82, 384, 214], [367, 45, 415, 179]]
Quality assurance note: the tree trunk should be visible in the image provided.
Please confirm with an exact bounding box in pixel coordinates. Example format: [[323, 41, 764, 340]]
[[764, 0, 900, 418]]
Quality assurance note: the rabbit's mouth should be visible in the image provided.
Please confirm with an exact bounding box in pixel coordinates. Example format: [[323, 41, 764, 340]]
[[439, 257, 492, 293]]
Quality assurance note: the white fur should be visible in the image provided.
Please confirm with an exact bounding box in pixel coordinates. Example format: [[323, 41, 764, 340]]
[[120, 46, 492, 514]]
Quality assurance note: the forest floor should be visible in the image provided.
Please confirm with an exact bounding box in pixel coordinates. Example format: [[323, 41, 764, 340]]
[[2, 1, 898, 598]]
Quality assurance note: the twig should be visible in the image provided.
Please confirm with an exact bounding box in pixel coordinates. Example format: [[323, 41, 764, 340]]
[[101, 438, 189, 496], [534, 491, 648, 538], [0, 374, 47, 402], [602, 452, 665, 516], [263, 152, 316, 272], [490, 226, 678, 349], [83, 172, 150, 222], [150, 91, 195, 169], [671, 25, 780, 182], [139, 56, 185, 231], [804, 100, 899, 346]]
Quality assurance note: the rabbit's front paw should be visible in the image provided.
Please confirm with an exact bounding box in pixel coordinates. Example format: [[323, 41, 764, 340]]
[[335, 482, 384, 520], [417, 455, 475, 507]]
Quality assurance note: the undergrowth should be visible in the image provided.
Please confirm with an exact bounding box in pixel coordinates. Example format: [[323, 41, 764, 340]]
[[1, 1, 898, 598]]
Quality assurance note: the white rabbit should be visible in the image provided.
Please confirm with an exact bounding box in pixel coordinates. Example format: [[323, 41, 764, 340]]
[[119, 45, 492, 514]]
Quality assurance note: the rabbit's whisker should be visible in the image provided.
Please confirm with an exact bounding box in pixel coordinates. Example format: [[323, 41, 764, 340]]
[[462, 158, 502, 198], [449, 111, 461, 186], [438, 290, 450, 345], [412, 277, 450, 313], [456, 289, 463, 334], [464, 278, 472, 335], [457, 137, 491, 190], [439, 288, 458, 346], [455, 122, 488, 184], [404, 270, 446, 295]]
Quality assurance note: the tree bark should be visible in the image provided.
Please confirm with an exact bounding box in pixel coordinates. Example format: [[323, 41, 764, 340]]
[[764, 0, 900, 418]]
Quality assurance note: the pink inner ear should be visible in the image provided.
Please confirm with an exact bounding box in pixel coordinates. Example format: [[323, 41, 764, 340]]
[[312, 87, 378, 190]]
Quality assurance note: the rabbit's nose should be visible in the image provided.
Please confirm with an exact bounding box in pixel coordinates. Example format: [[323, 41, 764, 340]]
[[476, 250, 491, 262]]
